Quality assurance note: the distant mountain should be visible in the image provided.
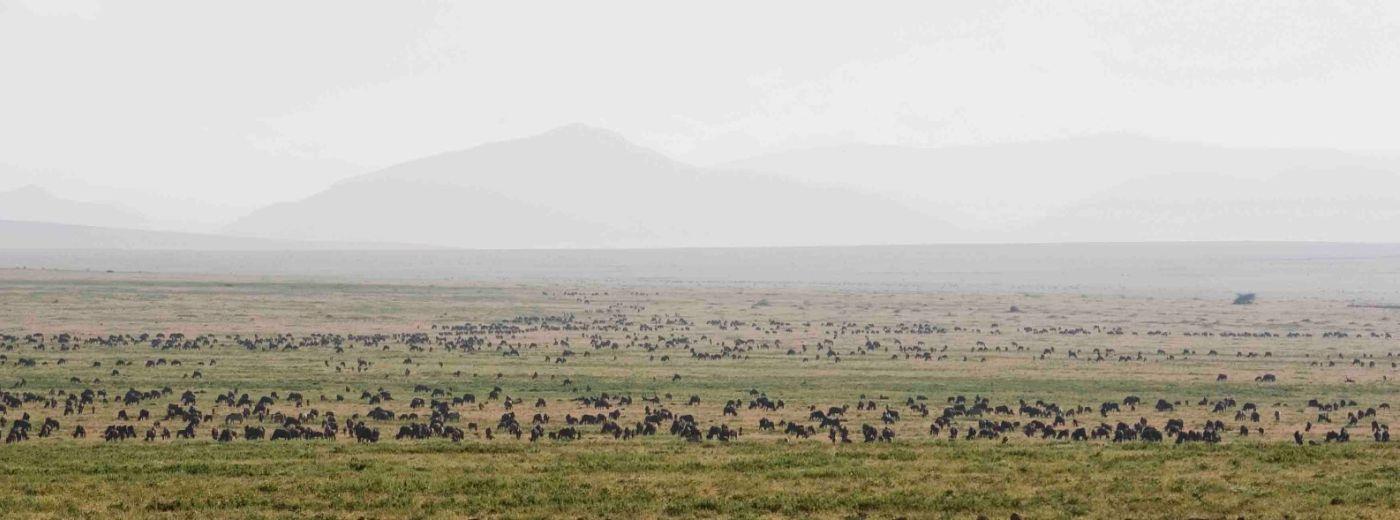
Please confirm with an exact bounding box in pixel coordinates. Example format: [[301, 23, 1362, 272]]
[[226, 124, 952, 248], [0, 219, 429, 251], [0, 185, 149, 229], [719, 135, 1400, 241], [1026, 169, 1400, 242]]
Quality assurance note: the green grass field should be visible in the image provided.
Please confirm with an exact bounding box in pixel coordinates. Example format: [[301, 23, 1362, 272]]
[[2, 442, 1397, 518], [1, 270, 1397, 518]]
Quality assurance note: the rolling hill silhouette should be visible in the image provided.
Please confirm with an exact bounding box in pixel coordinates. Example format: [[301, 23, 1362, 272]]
[[227, 125, 950, 248]]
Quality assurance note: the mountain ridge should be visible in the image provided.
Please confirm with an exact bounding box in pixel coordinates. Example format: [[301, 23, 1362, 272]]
[[0, 219, 437, 251], [225, 125, 953, 248], [0, 185, 150, 229], [717, 134, 1400, 241]]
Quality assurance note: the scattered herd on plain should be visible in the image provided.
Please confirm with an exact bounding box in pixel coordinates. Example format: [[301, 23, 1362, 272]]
[[1, 309, 1395, 447]]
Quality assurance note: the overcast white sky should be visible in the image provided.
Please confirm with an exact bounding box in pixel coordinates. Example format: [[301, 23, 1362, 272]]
[[2, 1, 1398, 231]]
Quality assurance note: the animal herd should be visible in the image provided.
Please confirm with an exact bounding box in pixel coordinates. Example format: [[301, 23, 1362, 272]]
[[3, 381, 1391, 447], [1, 305, 1396, 450]]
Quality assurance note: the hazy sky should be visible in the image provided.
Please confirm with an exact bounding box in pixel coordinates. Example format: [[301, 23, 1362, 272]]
[[2, 1, 1398, 231]]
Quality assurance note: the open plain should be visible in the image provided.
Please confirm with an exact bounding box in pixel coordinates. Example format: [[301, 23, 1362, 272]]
[[1, 266, 1397, 519]]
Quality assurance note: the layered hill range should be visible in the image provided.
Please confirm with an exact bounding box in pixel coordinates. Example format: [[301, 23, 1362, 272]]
[[0, 185, 149, 229], [721, 135, 1400, 243], [226, 125, 946, 249], [0, 219, 416, 250], [6, 125, 1399, 250]]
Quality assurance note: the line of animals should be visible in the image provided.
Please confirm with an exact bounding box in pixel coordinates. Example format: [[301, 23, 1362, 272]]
[[3, 386, 1389, 446], [2, 314, 1395, 448], [2, 319, 1396, 378]]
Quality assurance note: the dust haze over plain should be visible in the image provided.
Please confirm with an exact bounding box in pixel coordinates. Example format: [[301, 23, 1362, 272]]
[[2, 1, 1400, 249]]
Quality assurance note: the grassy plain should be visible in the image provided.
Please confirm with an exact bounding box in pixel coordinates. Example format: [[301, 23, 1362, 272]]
[[0, 269, 1397, 518]]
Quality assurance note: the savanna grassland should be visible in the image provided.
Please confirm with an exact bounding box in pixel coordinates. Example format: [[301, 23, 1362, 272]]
[[0, 268, 1397, 519]]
